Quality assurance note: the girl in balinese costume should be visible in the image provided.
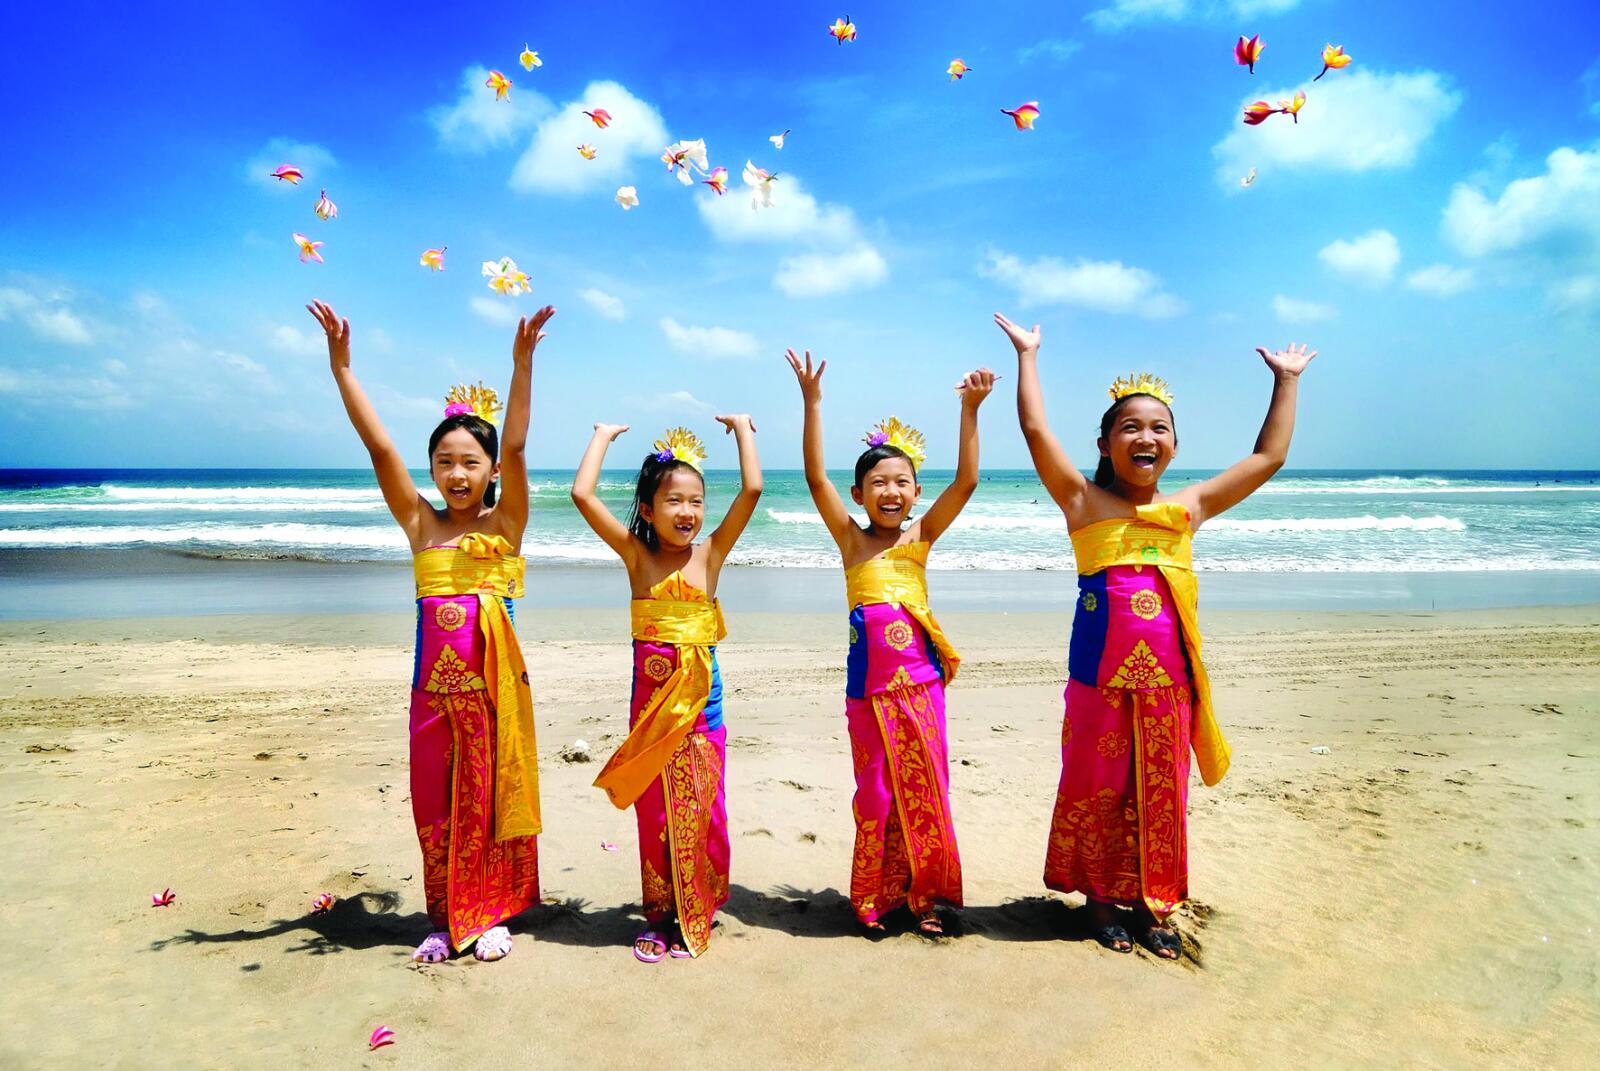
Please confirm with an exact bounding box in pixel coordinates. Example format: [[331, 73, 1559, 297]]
[[784, 348, 996, 937], [993, 311, 1317, 960], [571, 415, 761, 961], [309, 299, 555, 965]]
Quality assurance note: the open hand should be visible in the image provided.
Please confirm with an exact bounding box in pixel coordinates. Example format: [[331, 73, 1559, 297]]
[[514, 305, 556, 365], [715, 413, 758, 435], [305, 300, 350, 372], [784, 348, 826, 402], [993, 313, 1040, 355], [955, 367, 999, 406], [1256, 341, 1318, 378], [593, 423, 630, 442]]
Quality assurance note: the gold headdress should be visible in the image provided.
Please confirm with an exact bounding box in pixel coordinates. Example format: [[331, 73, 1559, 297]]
[[863, 416, 927, 469], [443, 381, 504, 424], [1108, 372, 1174, 406], [652, 426, 706, 473]]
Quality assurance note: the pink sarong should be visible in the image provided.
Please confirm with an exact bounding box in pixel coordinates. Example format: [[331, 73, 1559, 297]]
[[409, 593, 539, 950]]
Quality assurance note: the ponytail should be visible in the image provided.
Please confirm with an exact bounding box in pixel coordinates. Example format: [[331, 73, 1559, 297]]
[[1093, 457, 1115, 488], [483, 479, 498, 507]]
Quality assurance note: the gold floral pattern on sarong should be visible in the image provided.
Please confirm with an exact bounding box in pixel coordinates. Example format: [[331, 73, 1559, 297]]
[[1081, 591, 1098, 612], [1097, 731, 1129, 759], [1044, 786, 1140, 904], [887, 665, 914, 689], [434, 600, 467, 632], [424, 645, 487, 694], [643, 653, 673, 682], [849, 624, 859, 645], [884, 619, 915, 651], [1130, 588, 1163, 621], [662, 731, 726, 957], [1133, 689, 1187, 919], [641, 859, 672, 919], [1107, 640, 1174, 689]]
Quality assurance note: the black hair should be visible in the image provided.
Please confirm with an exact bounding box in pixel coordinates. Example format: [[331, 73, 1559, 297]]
[[853, 444, 917, 489], [626, 453, 706, 549], [1093, 394, 1178, 489], [427, 414, 500, 507]]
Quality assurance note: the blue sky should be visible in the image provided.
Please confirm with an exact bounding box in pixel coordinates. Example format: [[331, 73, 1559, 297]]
[[2, 1, 1598, 470]]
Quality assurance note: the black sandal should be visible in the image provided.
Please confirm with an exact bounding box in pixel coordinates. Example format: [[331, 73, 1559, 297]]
[[1141, 925, 1182, 960], [1094, 923, 1133, 953]]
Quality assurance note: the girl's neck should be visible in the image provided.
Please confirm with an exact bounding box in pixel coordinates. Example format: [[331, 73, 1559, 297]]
[[865, 521, 907, 540], [1107, 479, 1161, 506]]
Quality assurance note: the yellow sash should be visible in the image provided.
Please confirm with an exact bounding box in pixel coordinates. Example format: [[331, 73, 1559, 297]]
[[594, 573, 727, 810], [844, 541, 960, 684], [1069, 502, 1231, 786], [413, 533, 541, 839]]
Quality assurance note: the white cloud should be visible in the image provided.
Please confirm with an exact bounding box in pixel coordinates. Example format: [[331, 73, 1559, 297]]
[[1211, 70, 1462, 185], [1272, 295, 1336, 324], [1318, 229, 1401, 285], [509, 81, 669, 194], [245, 138, 336, 191], [1017, 38, 1082, 65], [428, 65, 552, 153], [0, 285, 93, 344], [774, 245, 888, 298], [1582, 59, 1600, 118], [625, 389, 717, 416], [579, 287, 627, 320], [469, 296, 523, 326], [659, 317, 760, 360], [1551, 275, 1600, 313], [1230, 0, 1300, 14], [1405, 264, 1475, 297], [1086, 0, 1187, 31], [980, 250, 1185, 318], [268, 323, 324, 357]]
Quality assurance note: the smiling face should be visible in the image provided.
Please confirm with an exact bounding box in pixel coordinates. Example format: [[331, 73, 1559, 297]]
[[431, 427, 499, 511], [1098, 395, 1177, 489], [851, 454, 921, 530], [641, 467, 706, 551]]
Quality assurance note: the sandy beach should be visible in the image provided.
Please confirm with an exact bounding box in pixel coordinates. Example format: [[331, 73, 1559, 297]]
[[2, 605, 1597, 1069]]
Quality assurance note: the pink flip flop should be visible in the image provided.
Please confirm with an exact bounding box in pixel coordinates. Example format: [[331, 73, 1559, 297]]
[[633, 930, 667, 963]]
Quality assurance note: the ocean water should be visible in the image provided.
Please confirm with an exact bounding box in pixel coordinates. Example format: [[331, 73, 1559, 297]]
[[3, 467, 1599, 575]]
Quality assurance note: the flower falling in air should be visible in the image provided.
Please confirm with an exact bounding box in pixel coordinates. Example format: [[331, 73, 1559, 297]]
[[577, 143, 597, 159], [769, 129, 789, 150], [1234, 34, 1265, 73], [742, 160, 777, 209], [584, 108, 612, 128], [615, 185, 639, 210], [271, 165, 303, 185], [1280, 89, 1306, 123], [420, 246, 447, 271], [151, 888, 176, 907], [828, 16, 857, 44], [293, 233, 324, 263], [520, 44, 541, 71], [1242, 100, 1278, 125], [485, 70, 512, 101], [1000, 101, 1040, 130], [1315, 43, 1351, 81], [947, 58, 971, 80], [1240, 167, 1257, 188], [311, 893, 335, 914], [661, 138, 709, 185], [369, 1027, 395, 1050], [482, 257, 531, 294], [703, 166, 728, 195], [314, 189, 337, 221]]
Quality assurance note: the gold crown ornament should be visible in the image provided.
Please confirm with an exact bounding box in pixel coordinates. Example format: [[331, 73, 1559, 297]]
[[442, 382, 504, 424], [1108, 372, 1174, 406], [652, 426, 707, 473], [863, 416, 927, 469]]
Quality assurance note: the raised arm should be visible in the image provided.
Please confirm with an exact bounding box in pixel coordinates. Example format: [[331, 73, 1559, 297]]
[[571, 424, 637, 562], [919, 368, 995, 543], [496, 305, 555, 539], [995, 313, 1088, 515], [1185, 342, 1316, 526], [708, 414, 763, 561], [784, 348, 857, 551], [308, 300, 426, 541]]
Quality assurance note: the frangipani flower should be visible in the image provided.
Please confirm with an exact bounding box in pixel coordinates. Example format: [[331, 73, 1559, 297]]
[[703, 166, 728, 195], [584, 108, 612, 128], [1279, 89, 1306, 123], [314, 189, 337, 221], [615, 185, 639, 210], [486, 70, 512, 101], [661, 138, 709, 185], [947, 58, 971, 80], [828, 16, 857, 44], [311, 893, 335, 914], [271, 165, 303, 184], [1240, 167, 1257, 188], [769, 129, 789, 150], [1315, 43, 1351, 81], [151, 888, 176, 907], [1000, 101, 1040, 130], [293, 233, 324, 263], [420, 246, 447, 271], [1234, 34, 1264, 73], [742, 160, 777, 209], [1242, 100, 1278, 125], [577, 143, 597, 159], [600, 840, 619, 852], [482, 257, 531, 294], [520, 44, 541, 71], [369, 1027, 395, 1050]]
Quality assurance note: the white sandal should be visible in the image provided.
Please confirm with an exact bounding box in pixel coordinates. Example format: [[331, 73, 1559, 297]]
[[412, 931, 451, 963], [472, 925, 513, 962]]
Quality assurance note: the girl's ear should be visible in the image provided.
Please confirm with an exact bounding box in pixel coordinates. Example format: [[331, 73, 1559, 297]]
[[1097, 437, 1110, 459], [491, 461, 502, 482], [850, 486, 865, 506]]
